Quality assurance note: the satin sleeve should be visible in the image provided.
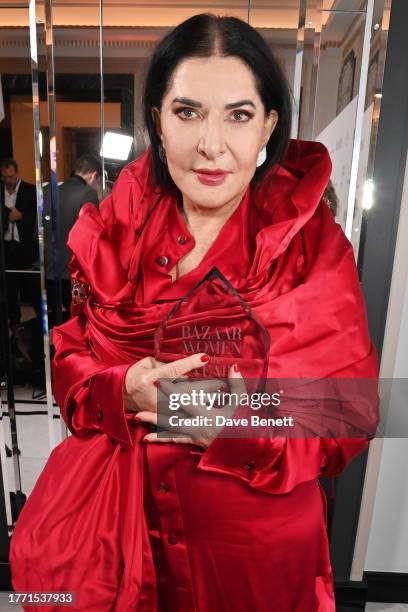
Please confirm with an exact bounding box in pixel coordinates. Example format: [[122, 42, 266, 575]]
[[194, 354, 379, 494], [52, 311, 135, 447], [194, 435, 369, 494]]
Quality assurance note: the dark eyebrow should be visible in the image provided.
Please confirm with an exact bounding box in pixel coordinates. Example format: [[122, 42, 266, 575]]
[[171, 97, 256, 110], [225, 99, 256, 110]]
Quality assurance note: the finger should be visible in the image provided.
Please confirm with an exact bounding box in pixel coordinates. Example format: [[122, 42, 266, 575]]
[[139, 408, 207, 439], [226, 363, 247, 407], [155, 353, 209, 381], [137, 356, 174, 373], [157, 377, 227, 399], [137, 410, 186, 435], [154, 383, 227, 419], [136, 411, 158, 425], [181, 377, 227, 393], [141, 356, 159, 369], [143, 432, 196, 444], [152, 358, 168, 368]]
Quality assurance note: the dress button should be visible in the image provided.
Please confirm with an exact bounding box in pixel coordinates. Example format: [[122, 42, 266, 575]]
[[243, 461, 255, 471], [96, 410, 104, 421], [177, 235, 188, 245], [157, 482, 170, 493], [156, 255, 168, 266], [168, 534, 178, 545]]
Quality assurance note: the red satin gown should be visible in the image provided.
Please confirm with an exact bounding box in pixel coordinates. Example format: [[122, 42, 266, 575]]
[[9, 140, 379, 612]]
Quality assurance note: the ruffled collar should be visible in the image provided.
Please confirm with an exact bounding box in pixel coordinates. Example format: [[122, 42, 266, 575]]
[[126, 138, 332, 269], [67, 139, 332, 308]]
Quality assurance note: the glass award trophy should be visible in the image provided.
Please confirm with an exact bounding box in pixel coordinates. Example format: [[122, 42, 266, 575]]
[[154, 267, 270, 393]]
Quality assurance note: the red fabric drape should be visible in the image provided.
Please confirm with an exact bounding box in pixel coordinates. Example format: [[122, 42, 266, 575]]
[[9, 140, 379, 611]]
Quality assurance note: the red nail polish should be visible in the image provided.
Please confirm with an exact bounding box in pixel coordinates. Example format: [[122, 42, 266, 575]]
[[200, 354, 210, 363], [233, 363, 240, 373], [153, 380, 161, 389]]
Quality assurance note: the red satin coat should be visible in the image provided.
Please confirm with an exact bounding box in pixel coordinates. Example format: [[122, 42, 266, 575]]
[[9, 140, 379, 612]]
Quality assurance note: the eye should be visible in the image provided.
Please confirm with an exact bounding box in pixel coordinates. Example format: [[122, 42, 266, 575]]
[[175, 107, 198, 120], [231, 110, 252, 122]]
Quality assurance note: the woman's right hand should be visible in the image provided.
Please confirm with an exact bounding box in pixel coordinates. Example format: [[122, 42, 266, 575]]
[[124, 353, 226, 414]]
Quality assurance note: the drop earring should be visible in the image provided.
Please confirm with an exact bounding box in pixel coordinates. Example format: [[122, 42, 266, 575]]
[[256, 145, 267, 167], [158, 143, 167, 164]]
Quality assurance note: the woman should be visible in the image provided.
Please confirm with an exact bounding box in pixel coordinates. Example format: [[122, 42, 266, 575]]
[[10, 13, 379, 612]]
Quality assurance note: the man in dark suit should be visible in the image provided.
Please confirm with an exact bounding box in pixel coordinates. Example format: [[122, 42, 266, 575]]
[[43, 154, 102, 323], [0, 158, 38, 329]]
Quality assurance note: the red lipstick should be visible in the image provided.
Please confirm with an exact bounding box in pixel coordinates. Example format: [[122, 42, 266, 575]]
[[193, 168, 230, 186]]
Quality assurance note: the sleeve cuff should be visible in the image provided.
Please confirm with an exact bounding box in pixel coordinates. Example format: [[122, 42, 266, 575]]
[[196, 436, 285, 487], [196, 435, 371, 494], [88, 363, 134, 446], [196, 434, 346, 495]]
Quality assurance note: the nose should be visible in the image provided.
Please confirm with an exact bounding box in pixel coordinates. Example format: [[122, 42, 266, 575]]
[[197, 115, 227, 159]]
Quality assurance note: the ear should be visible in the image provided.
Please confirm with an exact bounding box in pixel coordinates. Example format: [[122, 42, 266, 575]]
[[263, 110, 279, 147], [89, 171, 98, 185], [151, 106, 163, 141]]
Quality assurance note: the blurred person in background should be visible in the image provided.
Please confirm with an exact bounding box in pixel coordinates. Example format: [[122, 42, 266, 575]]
[[323, 179, 339, 218], [94, 169, 114, 202], [0, 158, 37, 333], [43, 154, 102, 319]]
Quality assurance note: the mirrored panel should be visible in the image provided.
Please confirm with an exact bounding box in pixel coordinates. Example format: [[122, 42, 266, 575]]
[[0, 0, 105, 532], [42, 2, 105, 454], [249, 0, 300, 131], [354, 0, 391, 269], [44, 0, 103, 334], [313, 8, 367, 230], [296, 0, 390, 265], [0, 3, 48, 529]]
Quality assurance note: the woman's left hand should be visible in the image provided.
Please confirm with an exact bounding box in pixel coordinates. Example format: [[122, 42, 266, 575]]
[[136, 363, 246, 449]]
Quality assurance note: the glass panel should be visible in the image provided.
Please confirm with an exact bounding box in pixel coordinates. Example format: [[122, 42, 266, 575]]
[[41, 0, 104, 454], [52, 0, 103, 174], [0, 3, 50, 531], [314, 10, 366, 137], [354, 0, 391, 270], [312, 8, 367, 233], [47, 0, 103, 331], [0, 0, 105, 531], [293, 0, 391, 265], [248, 0, 300, 136]]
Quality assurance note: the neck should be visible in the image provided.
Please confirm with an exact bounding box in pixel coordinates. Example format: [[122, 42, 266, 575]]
[[6, 184, 18, 194], [75, 173, 89, 186], [180, 190, 245, 238]]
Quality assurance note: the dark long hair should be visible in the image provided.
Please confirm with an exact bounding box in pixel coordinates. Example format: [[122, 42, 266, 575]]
[[143, 13, 292, 194]]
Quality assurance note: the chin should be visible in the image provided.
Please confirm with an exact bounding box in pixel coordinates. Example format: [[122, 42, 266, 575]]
[[187, 190, 234, 209]]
